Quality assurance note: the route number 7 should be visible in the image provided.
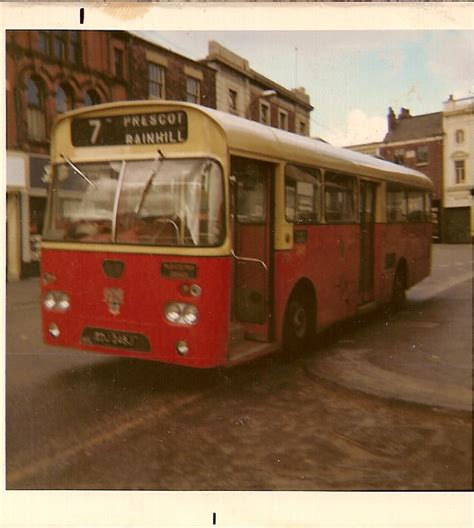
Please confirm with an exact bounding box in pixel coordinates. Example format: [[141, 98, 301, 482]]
[[89, 119, 101, 144]]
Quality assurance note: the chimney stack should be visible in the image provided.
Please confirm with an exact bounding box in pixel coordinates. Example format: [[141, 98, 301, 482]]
[[398, 107, 411, 120], [387, 107, 397, 131]]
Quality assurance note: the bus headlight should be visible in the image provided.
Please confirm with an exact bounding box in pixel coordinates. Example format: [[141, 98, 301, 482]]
[[165, 302, 182, 323], [165, 302, 199, 325], [43, 292, 57, 311], [43, 291, 71, 312], [56, 293, 71, 312], [182, 305, 198, 325]]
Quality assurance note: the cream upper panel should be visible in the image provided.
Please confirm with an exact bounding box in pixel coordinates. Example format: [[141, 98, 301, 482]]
[[50, 102, 229, 167], [209, 108, 433, 191], [52, 100, 432, 191]]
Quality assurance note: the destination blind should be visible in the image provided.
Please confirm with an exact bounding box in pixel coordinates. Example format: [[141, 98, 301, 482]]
[[71, 111, 188, 147]]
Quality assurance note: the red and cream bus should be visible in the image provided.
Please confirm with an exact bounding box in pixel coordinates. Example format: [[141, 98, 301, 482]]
[[41, 101, 432, 367]]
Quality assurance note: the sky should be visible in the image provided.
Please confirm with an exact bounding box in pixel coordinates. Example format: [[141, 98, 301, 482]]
[[138, 30, 473, 146]]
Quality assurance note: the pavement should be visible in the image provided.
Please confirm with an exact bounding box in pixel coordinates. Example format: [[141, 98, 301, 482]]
[[5, 244, 473, 412], [312, 243, 473, 412]]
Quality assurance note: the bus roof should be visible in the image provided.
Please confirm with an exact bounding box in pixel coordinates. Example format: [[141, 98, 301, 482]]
[[56, 101, 433, 191]]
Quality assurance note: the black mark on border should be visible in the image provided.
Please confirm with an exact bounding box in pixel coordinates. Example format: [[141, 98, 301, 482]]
[[80, 8, 84, 24]]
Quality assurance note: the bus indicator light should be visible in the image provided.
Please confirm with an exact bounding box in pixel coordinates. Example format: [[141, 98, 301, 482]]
[[180, 284, 202, 297], [176, 340, 189, 356], [190, 284, 202, 298], [42, 272, 56, 285], [180, 284, 191, 296], [48, 323, 60, 338]]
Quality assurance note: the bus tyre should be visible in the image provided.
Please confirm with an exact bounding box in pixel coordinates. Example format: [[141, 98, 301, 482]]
[[283, 295, 314, 356], [391, 267, 407, 311]]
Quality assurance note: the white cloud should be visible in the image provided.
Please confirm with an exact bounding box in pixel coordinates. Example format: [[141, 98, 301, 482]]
[[320, 109, 386, 147], [425, 32, 474, 97]]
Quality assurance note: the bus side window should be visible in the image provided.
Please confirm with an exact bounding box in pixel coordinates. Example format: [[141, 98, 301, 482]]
[[407, 190, 424, 223], [285, 164, 322, 224], [324, 172, 356, 223], [386, 183, 407, 223]]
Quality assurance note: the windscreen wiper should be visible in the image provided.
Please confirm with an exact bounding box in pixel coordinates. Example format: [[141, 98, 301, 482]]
[[60, 154, 97, 188], [135, 149, 165, 215]]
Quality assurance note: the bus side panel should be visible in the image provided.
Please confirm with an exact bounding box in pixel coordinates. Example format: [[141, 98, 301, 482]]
[[41, 250, 232, 368], [375, 222, 432, 302], [274, 224, 361, 343]]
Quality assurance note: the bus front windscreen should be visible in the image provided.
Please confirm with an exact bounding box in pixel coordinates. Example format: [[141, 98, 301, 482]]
[[44, 158, 224, 247]]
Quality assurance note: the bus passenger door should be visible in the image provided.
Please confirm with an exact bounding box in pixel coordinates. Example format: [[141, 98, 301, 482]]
[[230, 156, 273, 342], [359, 180, 376, 303]]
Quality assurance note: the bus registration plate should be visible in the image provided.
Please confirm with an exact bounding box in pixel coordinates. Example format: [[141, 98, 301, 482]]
[[81, 327, 151, 352]]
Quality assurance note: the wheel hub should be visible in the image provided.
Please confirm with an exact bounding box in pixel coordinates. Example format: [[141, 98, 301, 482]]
[[293, 306, 307, 339]]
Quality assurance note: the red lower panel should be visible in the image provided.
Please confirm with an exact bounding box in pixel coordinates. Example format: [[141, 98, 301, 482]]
[[272, 223, 432, 342], [41, 250, 232, 368]]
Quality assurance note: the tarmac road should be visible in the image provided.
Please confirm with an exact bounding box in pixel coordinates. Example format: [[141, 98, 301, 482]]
[[5, 244, 473, 490]]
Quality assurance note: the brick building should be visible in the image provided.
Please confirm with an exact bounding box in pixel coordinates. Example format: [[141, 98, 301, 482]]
[[6, 31, 314, 280], [379, 107, 444, 238], [6, 30, 216, 280], [203, 41, 313, 135]]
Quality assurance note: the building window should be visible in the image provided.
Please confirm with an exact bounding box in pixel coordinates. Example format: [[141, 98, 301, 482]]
[[394, 149, 405, 165], [114, 48, 124, 79], [278, 110, 288, 131], [44, 31, 81, 63], [53, 31, 66, 61], [148, 62, 165, 99], [26, 78, 46, 141], [186, 77, 200, 104], [56, 85, 73, 114], [455, 160, 466, 184], [455, 129, 465, 144], [69, 31, 81, 64], [260, 101, 270, 125], [299, 121, 306, 135], [84, 89, 101, 107], [229, 89, 238, 113], [416, 145, 428, 165], [38, 31, 50, 55]]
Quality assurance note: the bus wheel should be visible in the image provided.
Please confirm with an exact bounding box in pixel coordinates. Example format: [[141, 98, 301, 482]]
[[283, 294, 314, 355], [391, 266, 407, 311]]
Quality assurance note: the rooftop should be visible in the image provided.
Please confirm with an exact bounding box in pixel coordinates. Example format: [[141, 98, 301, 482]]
[[384, 111, 443, 143]]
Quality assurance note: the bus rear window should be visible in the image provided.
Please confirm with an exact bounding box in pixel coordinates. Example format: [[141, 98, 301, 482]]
[[386, 184, 407, 223], [424, 193, 432, 221], [407, 190, 424, 223]]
